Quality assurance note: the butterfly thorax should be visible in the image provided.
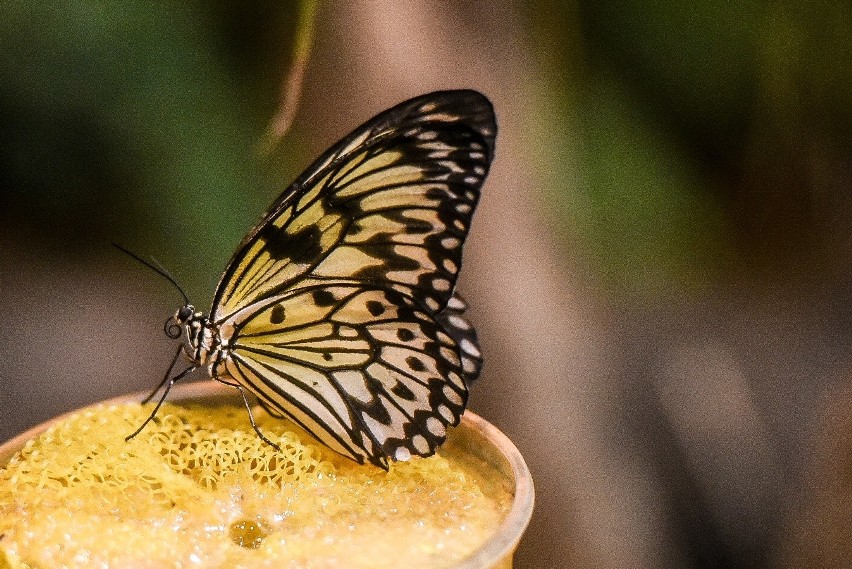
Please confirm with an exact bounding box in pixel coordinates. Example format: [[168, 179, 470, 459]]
[[170, 305, 227, 369]]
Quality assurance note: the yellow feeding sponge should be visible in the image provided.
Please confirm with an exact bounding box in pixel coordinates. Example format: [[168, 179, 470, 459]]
[[0, 402, 511, 568]]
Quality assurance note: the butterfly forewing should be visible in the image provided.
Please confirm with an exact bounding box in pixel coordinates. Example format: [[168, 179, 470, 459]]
[[212, 90, 495, 323], [207, 91, 493, 466]]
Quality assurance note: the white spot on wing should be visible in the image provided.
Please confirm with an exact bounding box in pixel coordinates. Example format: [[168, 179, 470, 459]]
[[426, 416, 446, 437], [412, 435, 429, 454], [448, 315, 471, 330], [440, 346, 456, 362], [427, 112, 458, 122], [447, 371, 464, 389], [436, 331, 453, 344], [438, 404, 454, 422], [439, 160, 464, 174], [441, 237, 460, 250], [395, 447, 412, 461], [460, 338, 481, 358], [443, 385, 463, 405]]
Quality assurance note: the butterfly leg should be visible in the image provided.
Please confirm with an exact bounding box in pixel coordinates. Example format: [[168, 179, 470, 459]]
[[215, 377, 282, 452], [141, 344, 184, 404], [125, 361, 197, 441]]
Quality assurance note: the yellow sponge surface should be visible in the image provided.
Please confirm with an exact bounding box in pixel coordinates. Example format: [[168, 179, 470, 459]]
[[0, 402, 510, 568]]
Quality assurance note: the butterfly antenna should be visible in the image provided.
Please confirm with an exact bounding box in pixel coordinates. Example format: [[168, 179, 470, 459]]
[[112, 243, 189, 305]]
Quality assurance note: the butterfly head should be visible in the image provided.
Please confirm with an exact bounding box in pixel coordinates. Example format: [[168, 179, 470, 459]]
[[164, 304, 195, 339]]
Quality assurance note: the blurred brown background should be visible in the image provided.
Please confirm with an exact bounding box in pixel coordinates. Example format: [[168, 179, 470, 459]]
[[2, 2, 851, 567]]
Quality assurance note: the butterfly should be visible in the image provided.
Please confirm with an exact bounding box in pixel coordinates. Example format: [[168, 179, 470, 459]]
[[121, 90, 495, 469]]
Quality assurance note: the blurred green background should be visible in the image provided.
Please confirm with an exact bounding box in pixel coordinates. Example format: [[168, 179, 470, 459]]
[[1, 2, 850, 568], [1, 2, 304, 295]]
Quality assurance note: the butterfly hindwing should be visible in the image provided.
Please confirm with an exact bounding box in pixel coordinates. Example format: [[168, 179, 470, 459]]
[[212, 90, 496, 323], [437, 292, 483, 382], [220, 284, 469, 468]]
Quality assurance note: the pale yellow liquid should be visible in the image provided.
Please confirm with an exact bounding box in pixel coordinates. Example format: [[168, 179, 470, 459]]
[[0, 402, 511, 568]]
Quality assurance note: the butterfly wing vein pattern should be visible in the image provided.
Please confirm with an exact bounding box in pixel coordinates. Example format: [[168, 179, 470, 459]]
[[152, 90, 494, 468], [224, 285, 469, 468], [213, 90, 495, 323]]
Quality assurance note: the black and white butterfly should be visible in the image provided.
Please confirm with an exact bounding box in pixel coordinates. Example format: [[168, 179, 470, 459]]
[[123, 90, 495, 469]]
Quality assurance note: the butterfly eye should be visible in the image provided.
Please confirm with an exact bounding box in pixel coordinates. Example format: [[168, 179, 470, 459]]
[[163, 316, 183, 339], [177, 306, 194, 323]]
